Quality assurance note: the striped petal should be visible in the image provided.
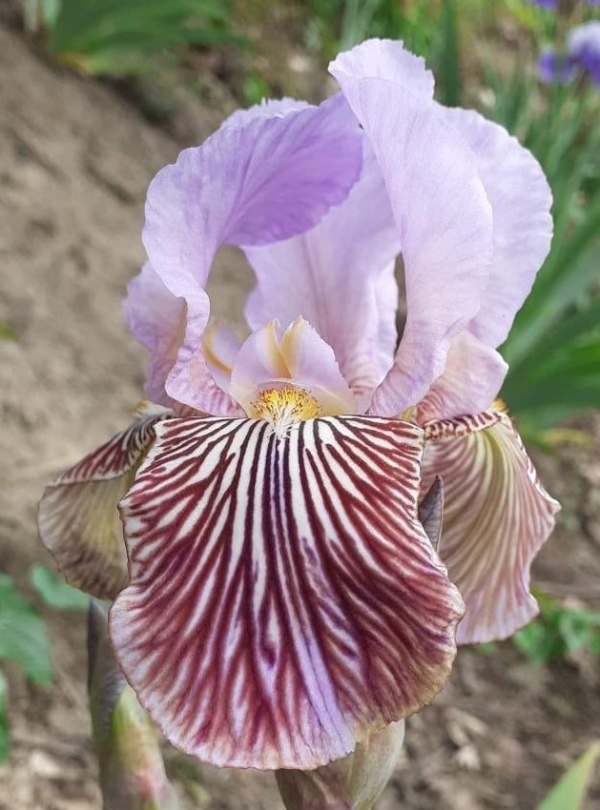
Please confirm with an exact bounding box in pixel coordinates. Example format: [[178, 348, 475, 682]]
[[111, 416, 463, 770], [38, 412, 168, 599], [421, 411, 560, 644]]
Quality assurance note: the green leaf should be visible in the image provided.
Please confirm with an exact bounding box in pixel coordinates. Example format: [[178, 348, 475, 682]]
[[30, 566, 90, 611], [42, 0, 242, 73], [0, 670, 9, 762], [513, 618, 565, 665], [437, 0, 461, 107], [482, 60, 600, 436], [0, 323, 17, 341], [504, 299, 600, 380], [559, 611, 600, 655], [537, 741, 600, 810], [0, 575, 53, 686], [512, 590, 600, 664]]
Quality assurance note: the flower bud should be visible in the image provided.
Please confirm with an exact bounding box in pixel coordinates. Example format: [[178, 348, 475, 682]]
[[275, 721, 404, 810], [88, 600, 179, 810]]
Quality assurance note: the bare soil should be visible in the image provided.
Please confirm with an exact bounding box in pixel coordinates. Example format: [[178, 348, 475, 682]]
[[1, 13, 599, 810]]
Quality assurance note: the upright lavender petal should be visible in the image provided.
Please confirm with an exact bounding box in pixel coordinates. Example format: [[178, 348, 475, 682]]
[[441, 108, 553, 350], [142, 95, 363, 413], [414, 333, 507, 424], [331, 44, 494, 417], [124, 264, 186, 409], [244, 144, 400, 408]]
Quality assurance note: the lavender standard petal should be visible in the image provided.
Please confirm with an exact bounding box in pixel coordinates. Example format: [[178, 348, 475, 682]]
[[331, 48, 494, 417], [442, 107, 553, 349], [244, 143, 400, 409]]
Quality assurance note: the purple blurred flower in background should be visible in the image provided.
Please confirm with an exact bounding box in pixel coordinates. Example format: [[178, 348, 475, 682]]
[[540, 21, 600, 85], [569, 21, 600, 83], [38, 36, 558, 807], [530, 0, 600, 8], [539, 48, 578, 83]]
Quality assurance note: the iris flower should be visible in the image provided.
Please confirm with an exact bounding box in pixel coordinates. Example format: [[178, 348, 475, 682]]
[[566, 21, 600, 85], [529, 0, 558, 9], [39, 40, 559, 777], [530, 0, 600, 7], [540, 22, 600, 86]]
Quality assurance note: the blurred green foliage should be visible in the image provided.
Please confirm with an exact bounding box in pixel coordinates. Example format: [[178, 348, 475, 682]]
[[0, 574, 52, 762], [303, 0, 465, 101], [0, 569, 88, 762], [0, 574, 53, 687], [487, 75, 600, 436], [30, 564, 90, 610], [513, 589, 600, 664], [23, 0, 242, 74], [0, 324, 17, 341]]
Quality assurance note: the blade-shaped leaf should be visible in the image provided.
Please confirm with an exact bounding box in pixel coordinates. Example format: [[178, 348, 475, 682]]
[[537, 742, 600, 810]]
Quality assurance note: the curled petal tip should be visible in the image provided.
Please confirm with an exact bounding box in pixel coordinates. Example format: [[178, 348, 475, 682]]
[[37, 414, 167, 600]]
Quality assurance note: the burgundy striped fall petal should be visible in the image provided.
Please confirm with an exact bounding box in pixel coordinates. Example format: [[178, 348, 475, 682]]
[[38, 413, 168, 600], [110, 415, 464, 770], [421, 410, 560, 645]]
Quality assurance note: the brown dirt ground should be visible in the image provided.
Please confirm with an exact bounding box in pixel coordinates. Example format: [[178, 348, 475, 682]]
[[1, 11, 600, 810]]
